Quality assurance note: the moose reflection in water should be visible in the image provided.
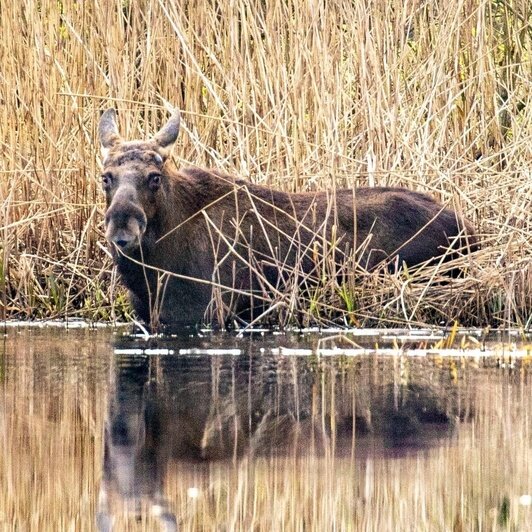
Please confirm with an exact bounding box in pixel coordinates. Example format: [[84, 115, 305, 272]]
[[97, 350, 469, 530]]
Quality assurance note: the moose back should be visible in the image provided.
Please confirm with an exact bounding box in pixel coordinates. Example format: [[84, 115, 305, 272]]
[[98, 108, 476, 327]]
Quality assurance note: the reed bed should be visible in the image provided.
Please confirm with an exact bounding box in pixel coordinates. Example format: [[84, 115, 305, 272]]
[[0, 0, 530, 327]]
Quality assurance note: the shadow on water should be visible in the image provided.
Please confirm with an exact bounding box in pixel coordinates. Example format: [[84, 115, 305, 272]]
[[97, 331, 477, 530]]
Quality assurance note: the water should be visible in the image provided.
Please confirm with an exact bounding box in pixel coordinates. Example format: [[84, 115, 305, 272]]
[[1, 325, 531, 531]]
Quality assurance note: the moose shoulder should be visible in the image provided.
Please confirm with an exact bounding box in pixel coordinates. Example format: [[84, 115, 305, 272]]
[[98, 108, 477, 328]]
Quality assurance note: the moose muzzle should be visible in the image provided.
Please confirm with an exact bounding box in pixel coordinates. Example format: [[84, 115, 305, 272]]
[[105, 185, 147, 251]]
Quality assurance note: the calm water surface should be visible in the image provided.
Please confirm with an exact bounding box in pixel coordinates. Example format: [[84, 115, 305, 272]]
[[1, 325, 531, 531]]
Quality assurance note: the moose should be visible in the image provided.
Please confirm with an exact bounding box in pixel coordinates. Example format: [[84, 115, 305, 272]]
[[98, 108, 477, 328]]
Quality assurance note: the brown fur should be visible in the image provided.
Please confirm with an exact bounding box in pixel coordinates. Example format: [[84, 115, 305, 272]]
[[100, 115, 477, 328]]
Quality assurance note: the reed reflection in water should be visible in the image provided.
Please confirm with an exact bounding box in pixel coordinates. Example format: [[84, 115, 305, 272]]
[[0, 327, 531, 531]]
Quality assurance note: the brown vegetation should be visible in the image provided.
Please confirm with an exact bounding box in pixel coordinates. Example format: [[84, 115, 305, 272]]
[[0, 0, 530, 327]]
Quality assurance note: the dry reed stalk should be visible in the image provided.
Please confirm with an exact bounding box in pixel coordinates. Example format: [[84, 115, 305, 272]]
[[0, 0, 530, 326]]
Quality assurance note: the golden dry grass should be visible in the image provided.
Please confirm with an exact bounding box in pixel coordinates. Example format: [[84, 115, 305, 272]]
[[0, 0, 530, 326]]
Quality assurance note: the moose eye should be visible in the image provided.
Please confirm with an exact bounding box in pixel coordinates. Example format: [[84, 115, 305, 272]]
[[148, 173, 162, 190], [101, 173, 113, 190]]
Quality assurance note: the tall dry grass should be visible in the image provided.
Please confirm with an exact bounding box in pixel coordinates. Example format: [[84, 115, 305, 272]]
[[0, 0, 530, 326]]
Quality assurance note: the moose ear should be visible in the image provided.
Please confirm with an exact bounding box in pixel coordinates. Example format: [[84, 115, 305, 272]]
[[152, 109, 181, 155], [98, 108, 121, 160]]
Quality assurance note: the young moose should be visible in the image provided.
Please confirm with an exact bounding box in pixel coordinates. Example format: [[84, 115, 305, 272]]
[[99, 108, 476, 328]]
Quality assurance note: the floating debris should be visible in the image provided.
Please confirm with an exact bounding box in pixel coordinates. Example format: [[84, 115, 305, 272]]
[[519, 494, 532, 506], [178, 348, 242, 356], [2, 320, 129, 329], [114, 348, 175, 355]]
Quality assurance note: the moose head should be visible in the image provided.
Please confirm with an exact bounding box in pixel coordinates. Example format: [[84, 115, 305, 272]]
[[99, 109, 181, 251]]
